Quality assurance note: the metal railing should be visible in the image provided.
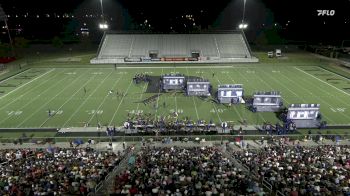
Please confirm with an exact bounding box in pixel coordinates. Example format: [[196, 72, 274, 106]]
[[1, 133, 348, 145], [262, 178, 273, 192], [88, 148, 134, 195], [226, 147, 271, 195], [234, 158, 250, 171]]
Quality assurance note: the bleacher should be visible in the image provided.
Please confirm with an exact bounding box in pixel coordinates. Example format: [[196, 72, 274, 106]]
[[98, 34, 133, 58], [215, 34, 251, 58], [188, 34, 218, 57], [130, 35, 159, 57], [92, 32, 258, 64]]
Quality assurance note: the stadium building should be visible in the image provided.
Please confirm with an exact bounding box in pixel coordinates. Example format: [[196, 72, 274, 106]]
[[91, 31, 258, 64]]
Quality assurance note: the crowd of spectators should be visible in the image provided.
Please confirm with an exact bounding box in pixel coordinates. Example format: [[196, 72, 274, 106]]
[[0, 147, 122, 195], [113, 146, 264, 195], [0, 149, 35, 164], [232, 145, 350, 195]]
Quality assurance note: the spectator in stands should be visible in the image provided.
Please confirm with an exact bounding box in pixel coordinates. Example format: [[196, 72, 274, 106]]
[[113, 146, 263, 195], [0, 147, 123, 195], [233, 145, 350, 195]]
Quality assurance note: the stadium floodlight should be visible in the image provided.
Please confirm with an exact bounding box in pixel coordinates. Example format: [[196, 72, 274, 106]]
[[99, 23, 108, 30], [238, 23, 248, 29], [238, 0, 248, 30], [98, 0, 108, 30]]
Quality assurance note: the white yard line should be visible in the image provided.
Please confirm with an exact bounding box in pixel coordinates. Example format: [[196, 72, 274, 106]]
[[318, 66, 350, 82], [225, 70, 255, 122], [186, 67, 199, 120], [109, 80, 134, 125], [135, 83, 148, 113], [173, 67, 178, 112], [235, 68, 269, 122], [16, 69, 95, 127], [259, 68, 299, 98], [283, 68, 350, 122], [0, 69, 55, 100], [0, 69, 72, 126], [295, 67, 350, 97], [0, 69, 64, 111], [174, 94, 178, 112], [209, 71, 226, 122], [0, 70, 9, 76], [61, 71, 115, 127], [294, 68, 350, 108], [85, 74, 124, 124], [212, 103, 223, 123], [0, 69, 31, 84], [213, 68, 242, 121], [261, 68, 334, 123], [154, 68, 164, 120]]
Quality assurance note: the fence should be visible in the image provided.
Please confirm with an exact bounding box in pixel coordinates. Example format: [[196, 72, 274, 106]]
[[1, 132, 348, 145], [88, 148, 134, 195], [226, 143, 276, 195], [262, 178, 273, 192]]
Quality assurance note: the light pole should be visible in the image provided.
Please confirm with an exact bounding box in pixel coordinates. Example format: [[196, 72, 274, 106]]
[[100, 0, 104, 20], [242, 0, 246, 24], [238, 0, 248, 30], [98, 0, 108, 30]]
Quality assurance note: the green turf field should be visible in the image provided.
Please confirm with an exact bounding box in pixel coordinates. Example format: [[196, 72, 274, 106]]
[[0, 63, 350, 128]]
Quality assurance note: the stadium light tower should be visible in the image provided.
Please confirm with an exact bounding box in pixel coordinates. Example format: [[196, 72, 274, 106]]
[[98, 0, 108, 30], [238, 0, 248, 30]]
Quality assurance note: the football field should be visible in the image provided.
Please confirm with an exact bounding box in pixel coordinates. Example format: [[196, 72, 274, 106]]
[[0, 65, 350, 128]]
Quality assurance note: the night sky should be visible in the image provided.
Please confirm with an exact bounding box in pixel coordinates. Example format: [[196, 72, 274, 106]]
[[0, 0, 349, 44]]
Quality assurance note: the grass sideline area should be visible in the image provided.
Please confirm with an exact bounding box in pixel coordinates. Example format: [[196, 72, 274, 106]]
[[0, 50, 349, 134]]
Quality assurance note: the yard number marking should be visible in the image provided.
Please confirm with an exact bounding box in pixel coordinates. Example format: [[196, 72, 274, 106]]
[[170, 109, 183, 114], [65, 72, 76, 75], [6, 111, 23, 116], [127, 110, 143, 114], [86, 110, 103, 115], [48, 110, 63, 115], [210, 108, 225, 113], [330, 107, 346, 112]]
